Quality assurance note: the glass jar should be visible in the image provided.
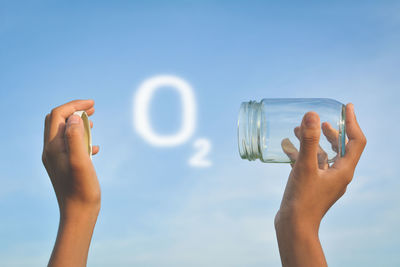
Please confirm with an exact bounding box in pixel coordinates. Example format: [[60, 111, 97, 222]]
[[238, 98, 345, 163]]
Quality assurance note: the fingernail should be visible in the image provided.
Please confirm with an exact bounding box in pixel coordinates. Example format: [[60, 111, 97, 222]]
[[305, 114, 318, 128], [68, 115, 80, 125]]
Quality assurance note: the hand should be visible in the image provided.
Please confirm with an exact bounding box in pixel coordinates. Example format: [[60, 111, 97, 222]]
[[42, 99, 101, 216], [275, 103, 366, 266], [281, 120, 346, 168], [42, 99, 101, 267]]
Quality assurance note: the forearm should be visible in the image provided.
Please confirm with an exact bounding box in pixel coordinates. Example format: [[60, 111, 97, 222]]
[[48, 205, 99, 267], [275, 214, 327, 267]]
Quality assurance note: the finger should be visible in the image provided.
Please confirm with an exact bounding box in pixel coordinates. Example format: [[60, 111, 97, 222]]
[[90, 120, 93, 129], [338, 103, 367, 169], [296, 112, 321, 171], [295, 125, 328, 170], [318, 150, 329, 170], [49, 99, 94, 142], [64, 114, 90, 163], [294, 126, 300, 139], [86, 107, 95, 116], [92, 145, 100, 155], [322, 122, 339, 153], [281, 138, 298, 165]]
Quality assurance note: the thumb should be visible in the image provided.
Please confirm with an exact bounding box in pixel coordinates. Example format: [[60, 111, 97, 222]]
[[65, 114, 87, 162], [296, 111, 321, 171]]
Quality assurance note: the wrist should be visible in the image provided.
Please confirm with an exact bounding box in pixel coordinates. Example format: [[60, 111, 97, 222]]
[[49, 201, 99, 267], [274, 209, 327, 267], [274, 209, 320, 237], [60, 201, 100, 224]]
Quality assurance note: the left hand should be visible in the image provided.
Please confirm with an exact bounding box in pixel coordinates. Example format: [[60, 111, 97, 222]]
[[42, 99, 101, 217]]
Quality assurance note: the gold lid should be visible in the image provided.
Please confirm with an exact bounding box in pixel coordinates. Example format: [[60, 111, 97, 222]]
[[73, 110, 92, 159]]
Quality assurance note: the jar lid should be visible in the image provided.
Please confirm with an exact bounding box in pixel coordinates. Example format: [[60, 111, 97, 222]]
[[73, 110, 92, 159]]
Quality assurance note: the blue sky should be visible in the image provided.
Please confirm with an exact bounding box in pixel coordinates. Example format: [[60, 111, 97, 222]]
[[0, 0, 399, 266]]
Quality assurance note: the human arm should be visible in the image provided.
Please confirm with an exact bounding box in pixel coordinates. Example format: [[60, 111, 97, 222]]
[[276, 103, 367, 266], [42, 99, 101, 267]]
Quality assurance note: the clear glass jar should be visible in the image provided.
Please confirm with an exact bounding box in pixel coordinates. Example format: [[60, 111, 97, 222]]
[[238, 98, 346, 163]]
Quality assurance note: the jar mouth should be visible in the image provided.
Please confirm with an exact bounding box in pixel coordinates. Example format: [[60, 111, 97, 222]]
[[237, 101, 263, 161]]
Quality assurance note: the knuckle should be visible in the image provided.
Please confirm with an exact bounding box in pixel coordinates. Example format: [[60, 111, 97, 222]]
[[43, 145, 55, 157], [65, 126, 80, 139], [41, 152, 47, 165], [341, 168, 355, 184], [343, 186, 347, 194], [338, 186, 347, 197], [302, 134, 320, 145], [43, 145, 58, 163], [361, 135, 367, 146], [344, 175, 353, 185], [50, 108, 59, 116]]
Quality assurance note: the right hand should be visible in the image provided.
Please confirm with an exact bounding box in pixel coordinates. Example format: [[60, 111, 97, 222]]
[[276, 103, 366, 230], [281, 118, 346, 168], [275, 104, 366, 267]]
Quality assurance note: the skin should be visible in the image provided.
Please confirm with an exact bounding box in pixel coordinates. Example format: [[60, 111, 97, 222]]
[[42, 99, 101, 267], [276, 103, 367, 267], [41, 99, 365, 267]]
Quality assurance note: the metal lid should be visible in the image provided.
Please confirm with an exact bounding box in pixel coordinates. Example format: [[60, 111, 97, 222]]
[[73, 110, 92, 159]]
